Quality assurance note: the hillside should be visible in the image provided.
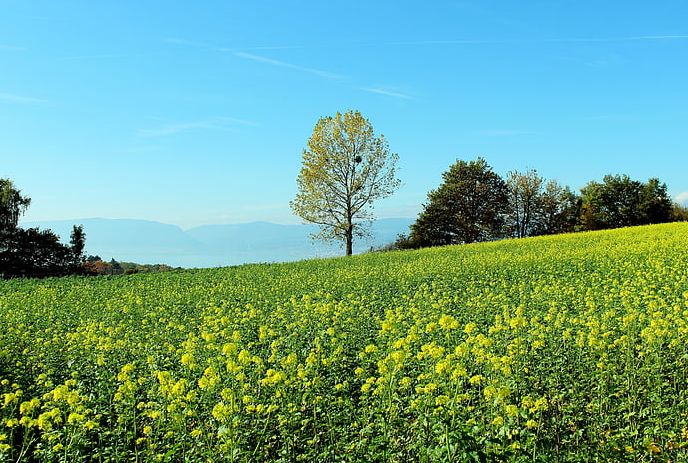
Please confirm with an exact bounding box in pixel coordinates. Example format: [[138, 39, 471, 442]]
[[1, 223, 687, 462]]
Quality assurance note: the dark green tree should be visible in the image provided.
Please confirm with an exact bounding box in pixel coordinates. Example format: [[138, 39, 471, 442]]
[[670, 202, 688, 222], [638, 178, 672, 224], [69, 225, 87, 267], [600, 174, 642, 227], [407, 158, 510, 247], [0, 178, 88, 278], [111, 259, 122, 274], [0, 178, 31, 233], [536, 180, 580, 235], [579, 175, 673, 230], [0, 227, 71, 277]]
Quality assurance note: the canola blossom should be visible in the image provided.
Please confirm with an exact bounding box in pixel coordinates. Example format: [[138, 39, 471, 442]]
[[1, 223, 688, 462]]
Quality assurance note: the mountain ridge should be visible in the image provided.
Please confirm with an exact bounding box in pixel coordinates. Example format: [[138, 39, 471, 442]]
[[19, 218, 414, 268]]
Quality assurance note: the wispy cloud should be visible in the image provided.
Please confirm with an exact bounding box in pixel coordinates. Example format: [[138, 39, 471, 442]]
[[59, 54, 141, 60], [0, 44, 26, 51], [0, 92, 48, 103], [233, 52, 347, 80], [138, 117, 259, 138], [359, 87, 413, 99], [675, 192, 688, 205], [396, 35, 688, 46], [577, 114, 623, 121], [163, 37, 199, 45], [395, 39, 509, 45], [162, 37, 208, 48], [475, 129, 537, 136], [165, 38, 346, 80], [165, 36, 304, 52], [217, 45, 304, 52], [547, 35, 688, 43]]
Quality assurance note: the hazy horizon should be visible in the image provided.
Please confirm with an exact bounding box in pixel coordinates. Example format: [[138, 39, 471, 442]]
[[18, 217, 417, 267]]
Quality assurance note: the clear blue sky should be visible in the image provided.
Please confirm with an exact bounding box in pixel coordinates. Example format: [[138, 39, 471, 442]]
[[3, 0, 687, 229]]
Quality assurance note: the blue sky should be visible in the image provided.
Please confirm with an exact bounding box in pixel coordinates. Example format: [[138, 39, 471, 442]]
[[3, 0, 687, 229]]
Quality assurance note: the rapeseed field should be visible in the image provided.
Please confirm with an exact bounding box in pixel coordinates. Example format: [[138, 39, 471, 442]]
[[1, 223, 687, 462]]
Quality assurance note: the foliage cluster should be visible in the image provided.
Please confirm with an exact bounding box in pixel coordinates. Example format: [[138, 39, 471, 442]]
[[0, 179, 86, 279], [83, 256, 180, 276], [1, 223, 688, 462], [398, 158, 680, 249]]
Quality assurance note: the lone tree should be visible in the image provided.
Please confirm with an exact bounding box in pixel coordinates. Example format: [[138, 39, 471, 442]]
[[290, 110, 401, 256]]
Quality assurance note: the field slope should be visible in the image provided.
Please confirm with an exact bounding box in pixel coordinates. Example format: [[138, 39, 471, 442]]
[[1, 223, 688, 462]]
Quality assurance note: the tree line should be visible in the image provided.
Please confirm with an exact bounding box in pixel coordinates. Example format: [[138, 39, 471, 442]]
[[290, 110, 686, 255], [0, 178, 87, 278], [83, 256, 179, 275], [396, 157, 687, 249]]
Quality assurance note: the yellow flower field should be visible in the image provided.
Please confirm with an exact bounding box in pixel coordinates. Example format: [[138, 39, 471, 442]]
[[1, 223, 687, 462]]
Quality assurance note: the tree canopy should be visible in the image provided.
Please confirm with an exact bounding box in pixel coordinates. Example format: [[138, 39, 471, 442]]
[[0, 178, 86, 278], [505, 170, 579, 238], [579, 174, 672, 230], [406, 158, 509, 247], [0, 178, 31, 233], [290, 110, 401, 256]]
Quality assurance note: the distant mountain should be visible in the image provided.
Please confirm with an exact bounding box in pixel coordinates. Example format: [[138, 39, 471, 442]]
[[20, 218, 414, 268]]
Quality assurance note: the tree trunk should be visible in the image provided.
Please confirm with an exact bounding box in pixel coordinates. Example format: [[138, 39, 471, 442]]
[[345, 211, 354, 256], [345, 229, 353, 256]]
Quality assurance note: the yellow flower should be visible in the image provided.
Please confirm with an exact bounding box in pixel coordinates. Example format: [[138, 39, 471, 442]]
[[464, 322, 478, 334], [67, 412, 85, 424], [171, 379, 187, 397], [19, 398, 40, 415], [646, 442, 660, 454], [469, 375, 484, 385], [212, 402, 232, 421], [439, 314, 460, 330], [83, 420, 98, 431], [2, 393, 16, 407], [505, 404, 519, 417]]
